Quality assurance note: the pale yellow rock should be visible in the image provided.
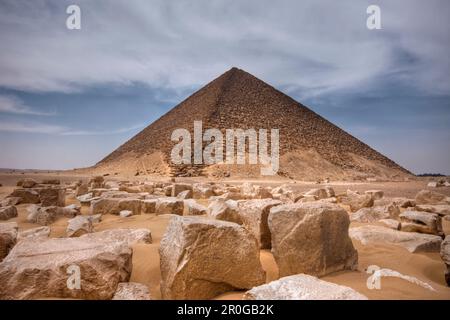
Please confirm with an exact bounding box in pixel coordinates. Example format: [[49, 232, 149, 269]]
[[0, 237, 132, 300], [350, 225, 442, 253], [243, 274, 368, 300], [155, 197, 184, 215], [415, 190, 450, 205], [269, 202, 358, 277], [208, 199, 243, 224], [350, 204, 400, 223], [399, 210, 443, 236], [440, 236, 450, 286], [80, 228, 152, 245], [0, 222, 18, 261], [91, 198, 142, 215], [159, 216, 265, 300], [112, 282, 152, 300], [238, 199, 282, 249]]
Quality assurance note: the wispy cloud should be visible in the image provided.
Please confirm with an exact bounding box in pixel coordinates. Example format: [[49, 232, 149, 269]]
[[61, 124, 146, 136], [0, 119, 145, 136], [0, 120, 66, 134], [0, 95, 55, 116], [0, 1, 448, 97]]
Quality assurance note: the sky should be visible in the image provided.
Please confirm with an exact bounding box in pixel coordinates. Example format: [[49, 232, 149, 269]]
[[0, 0, 449, 174]]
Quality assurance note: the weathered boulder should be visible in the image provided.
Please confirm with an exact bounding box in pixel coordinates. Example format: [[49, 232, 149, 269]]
[[18, 178, 37, 188], [397, 198, 416, 208], [163, 185, 173, 196], [350, 204, 400, 223], [440, 236, 450, 286], [8, 189, 40, 204], [103, 180, 120, 190], [414, 204, 450, 217], [75, 183, 89, 197], [379, 219, 401, 230], [213, 192, 245, 201], [77, 193, 99, 205], [240, 183, 272, 200], [350, 225, 442, 253], [155, 197, 184, 215], [92, 188, 113, 197], [0, 237, 132, 299], [304, 188, 328, 200], [17, 226, 50, 242], [177, 189, 193, 199], [171, 183, 193, 197], [238, 199, 282, 249], [26, 204, 76, 226], [415, 190, 450, 205], [89, 176, 104, 189], [251, 186, 273, 199], [241, 182, 255, 198], [345, 190, 374, 212], [159, 216, 265, 300], [87, 214, 102, 224], [318, 197, 338, 204], [269, 202, 358, 277], [118, 185, 142, 194], [39, 187, 65, 207], [243, 274, 367, 300], [208, 199, 243, 225], [80, 228, 152, 245], [0, 197, 21, 207], [142, 199, 158, 213], [27, 206, 64, 226], [296, 195, 318, 203], [212, 183, 235, 196], [61, 204, 81, 217], [324, 186, 335, 198], [193, 183, 214, 199], [0, 206, 18, 221], [399, 211, 443, 236], [184, 199, 208, 216], [112, 282, 152, 300], [91, 198, 142, 216], [0, 222, 18, 261], [66, 216, 94, 237], [271, 185, 299, 203], [120, 210, 133, 218], [99, 191, 130, 199], [373, 197, 416, 208], [365, 190, 384, 200], [141, 182, 154, 194]]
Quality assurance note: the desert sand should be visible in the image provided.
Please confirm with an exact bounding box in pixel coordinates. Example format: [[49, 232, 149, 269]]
[[1, 172, 449, 300]]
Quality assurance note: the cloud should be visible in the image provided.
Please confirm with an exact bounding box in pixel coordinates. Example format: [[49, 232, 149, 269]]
[[0, 119, 145, 136], [0, 95, 55, 115], [0, 0, 448, 98], [0, 120, 66, 134], [60, 123, 146, 136]]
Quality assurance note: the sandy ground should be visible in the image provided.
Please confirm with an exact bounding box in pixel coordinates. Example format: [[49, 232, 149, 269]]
[[1, 172, 450, 300]]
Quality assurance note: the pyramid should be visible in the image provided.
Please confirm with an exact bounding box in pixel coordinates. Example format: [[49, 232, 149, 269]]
[[95, 67, 411, 179]]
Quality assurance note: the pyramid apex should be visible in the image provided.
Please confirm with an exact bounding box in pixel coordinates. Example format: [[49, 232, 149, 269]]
[[227, 66, 244, 74]]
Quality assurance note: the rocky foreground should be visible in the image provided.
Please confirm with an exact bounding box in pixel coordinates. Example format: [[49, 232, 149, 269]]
[[0, 176, 449, 300]]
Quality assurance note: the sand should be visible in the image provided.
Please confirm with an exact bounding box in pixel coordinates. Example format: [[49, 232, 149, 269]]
[[1, 172, 450, 300]]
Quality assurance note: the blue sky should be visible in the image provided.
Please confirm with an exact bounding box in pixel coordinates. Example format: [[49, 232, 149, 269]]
[[0, 0, 449, 174]]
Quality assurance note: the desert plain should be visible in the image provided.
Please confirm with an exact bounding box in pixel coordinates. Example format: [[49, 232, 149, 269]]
[[0, 171, 449, 300]]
